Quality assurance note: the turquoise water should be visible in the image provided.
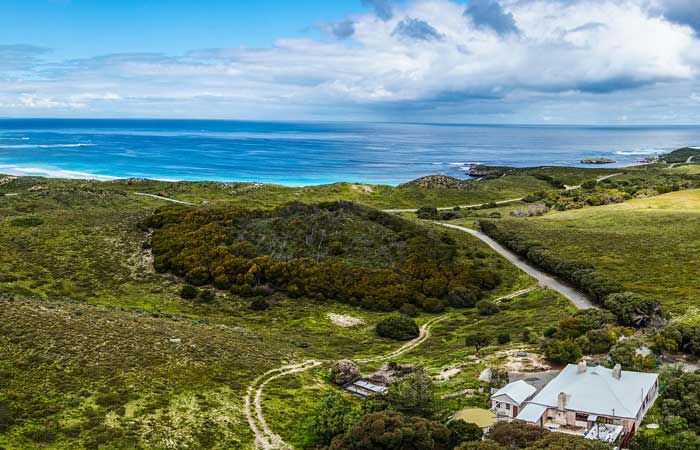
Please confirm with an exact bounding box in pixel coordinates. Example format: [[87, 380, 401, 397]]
[[0, 119, 698, 185]]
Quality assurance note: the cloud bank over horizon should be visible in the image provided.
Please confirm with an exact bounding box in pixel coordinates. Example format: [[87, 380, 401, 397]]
[[2, 0, 700, 124]]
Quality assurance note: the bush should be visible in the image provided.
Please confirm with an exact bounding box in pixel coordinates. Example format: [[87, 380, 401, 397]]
[[447, 420, 483, 446], [542, 339, 582, 365], [477, 300, 500, 316], [0, 400, 14, 432], [416, 207, 439, 220], [199, 290, 215, 302], [180, 285, 199, 300], [330, 411, 451, 450], [447, 287, 482, 308], [497, 333, 511, 345], [603, 292, 662, 327], [387, 369, 438, 418], [399, 303, 419, 317], [301, 392, 361, 449], [375, 315, 420, 341], [250, 297, 270, 311]]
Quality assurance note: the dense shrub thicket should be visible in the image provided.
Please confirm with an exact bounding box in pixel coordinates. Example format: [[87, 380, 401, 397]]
[[146, 201, 501, 312]]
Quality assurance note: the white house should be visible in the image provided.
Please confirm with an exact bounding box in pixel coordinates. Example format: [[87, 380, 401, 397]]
[[515, 361, 659, 439], [490, 379, 537, 419]]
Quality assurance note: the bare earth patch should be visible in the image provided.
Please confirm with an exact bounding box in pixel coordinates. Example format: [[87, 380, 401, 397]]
[[327, 313, 365, 328]]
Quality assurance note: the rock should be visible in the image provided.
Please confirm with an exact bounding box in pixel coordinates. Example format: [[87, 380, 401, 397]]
[[331, 360, 361, 386], [479, 368, 492, 383], [168, 338, 181, 344]]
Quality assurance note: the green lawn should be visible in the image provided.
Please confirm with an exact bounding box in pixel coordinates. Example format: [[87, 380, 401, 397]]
[[492, 189, 700, 314]]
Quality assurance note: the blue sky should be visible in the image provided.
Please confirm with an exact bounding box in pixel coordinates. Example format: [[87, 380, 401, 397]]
[[1, 0, 700, 124], [1, 1, 369, 59]]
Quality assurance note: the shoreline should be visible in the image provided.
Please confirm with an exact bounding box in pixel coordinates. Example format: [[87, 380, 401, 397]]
[[0, 159, 663, 188]]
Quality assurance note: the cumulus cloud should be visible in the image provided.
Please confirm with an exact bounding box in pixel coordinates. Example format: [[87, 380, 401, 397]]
[[651, 0, 700, 32], [331, 19, 356, 39], [362, 0, 394, 21], [392, 18, 443, 41], [2, 0, 700, 123], [464, 0, 519, 35]]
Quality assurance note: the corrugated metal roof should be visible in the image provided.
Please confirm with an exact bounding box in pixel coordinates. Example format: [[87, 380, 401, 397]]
[[524, 364, 658, 419], [516, 404, 547, 423], [490, 380, 537, 404]]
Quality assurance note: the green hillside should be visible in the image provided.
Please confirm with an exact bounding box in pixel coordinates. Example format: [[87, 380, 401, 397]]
[[490, 190, 700, 314]]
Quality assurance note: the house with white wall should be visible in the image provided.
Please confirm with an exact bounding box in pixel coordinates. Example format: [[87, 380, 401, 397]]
[[515, 361, 659, 441], [490, 379, 537, 419]]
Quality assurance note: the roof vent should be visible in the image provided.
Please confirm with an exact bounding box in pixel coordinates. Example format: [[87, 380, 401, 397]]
[[578, 360, 587, 373], [613, 364, 622, 380]]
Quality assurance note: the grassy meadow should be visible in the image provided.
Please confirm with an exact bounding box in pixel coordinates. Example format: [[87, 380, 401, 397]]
[[489, 189, 700, 315], [0, 172, 569, 449]]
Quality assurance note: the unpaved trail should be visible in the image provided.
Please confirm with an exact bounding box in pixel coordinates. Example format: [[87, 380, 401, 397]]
[[437, 223, 595, 310], [244, 360, 322, 450], [243, 313, 451, 449], [384, 174, 623, 213], [358, 314, 450, 363], [133, 192, 195, 206]]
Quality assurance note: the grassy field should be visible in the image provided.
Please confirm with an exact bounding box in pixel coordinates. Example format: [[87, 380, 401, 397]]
[[0, 176, 562, 449], [0, 166, 619, 210], [488, 189, 700, 315]]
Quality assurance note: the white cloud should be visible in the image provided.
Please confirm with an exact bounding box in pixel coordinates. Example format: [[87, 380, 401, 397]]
[[2, 0, 700, 123]]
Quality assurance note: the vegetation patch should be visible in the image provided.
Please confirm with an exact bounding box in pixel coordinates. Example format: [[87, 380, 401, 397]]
[[146, 201, 503, 312]]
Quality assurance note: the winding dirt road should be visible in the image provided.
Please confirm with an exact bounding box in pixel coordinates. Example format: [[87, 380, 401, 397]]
[[243, 313, 452, 449], [437, 222, 595, 310]]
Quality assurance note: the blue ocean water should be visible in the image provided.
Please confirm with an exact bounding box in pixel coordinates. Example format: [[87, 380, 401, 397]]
[[0, 119, 699, 185]]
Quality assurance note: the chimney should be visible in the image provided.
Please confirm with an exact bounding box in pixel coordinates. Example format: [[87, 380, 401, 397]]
[[558, 392, 567, 411], [578, 360, 587, 373], [613, 364, 622, 380]]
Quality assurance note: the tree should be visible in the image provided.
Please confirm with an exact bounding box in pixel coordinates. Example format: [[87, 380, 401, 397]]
[[250, 297, 270, 311], [0, 400, 14, 433], [542, 339, 582, 365], [447, 420, 483, 446], [497, 333, 511, 345], [180, 284, 199, 299], [488, 422, 549, 449], [447, 287, 482, 308], [300, 392, 361, 449], [329, 411, 452, 450], [376, 315, 420, 341], [477, 300, 500, 316], [456, 441, 504, 450], [387, 369, 438, 418], [465, 334, 491, 354], [525, 433, 613, 449], [603, 292, 663, 327], [416, 207, 439, 220]]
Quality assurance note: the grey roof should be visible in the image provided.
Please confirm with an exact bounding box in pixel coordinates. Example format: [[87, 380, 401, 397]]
[[523, 364, 658, 419], [354, 380, 388, 394], [516, 404, 547, 423], [490, 380, 536, 404]]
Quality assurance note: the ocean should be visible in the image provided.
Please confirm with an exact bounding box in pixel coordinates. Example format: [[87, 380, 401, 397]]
[[0, 119, 699, 186]]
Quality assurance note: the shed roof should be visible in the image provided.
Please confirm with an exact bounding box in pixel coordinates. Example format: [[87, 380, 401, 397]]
[[516, 404, 547, 423], [491, 380, 537, 405], [524, 364, 658, 419]]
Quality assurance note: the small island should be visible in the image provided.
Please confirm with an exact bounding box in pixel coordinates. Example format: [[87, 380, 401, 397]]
[[580, 157, 616, 164]]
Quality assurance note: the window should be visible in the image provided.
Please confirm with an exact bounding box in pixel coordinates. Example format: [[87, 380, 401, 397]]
[[495, 402, 501, 409], [576, 413, 588, 422], [506, 404, 511, 410]]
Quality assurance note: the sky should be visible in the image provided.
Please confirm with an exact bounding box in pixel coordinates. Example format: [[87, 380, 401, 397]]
[[1, 0, 700, 124]]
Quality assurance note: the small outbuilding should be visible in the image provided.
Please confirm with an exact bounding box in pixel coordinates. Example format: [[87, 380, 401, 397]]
[[490, 380, 537, 419]]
